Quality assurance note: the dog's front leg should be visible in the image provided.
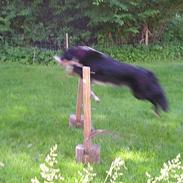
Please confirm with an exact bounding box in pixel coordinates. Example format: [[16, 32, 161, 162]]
[[90, 80, 100, 102], [91, 90, 100, 102]]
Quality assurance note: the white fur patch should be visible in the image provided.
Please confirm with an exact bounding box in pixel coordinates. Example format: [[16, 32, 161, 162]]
[[79, 46, 104, 56], [53, 55, 61, 63], [65, 65, 74, 73], [92, 79, 120, 87], [91, 91, 100, 102]]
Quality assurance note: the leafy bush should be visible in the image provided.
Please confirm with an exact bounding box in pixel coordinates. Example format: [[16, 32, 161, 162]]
[[0, 44, 183, 65], [99, 44, 183, 63], [163, 15, 183, 43], [0, 44, 61, 65], [1, 1, 183, 45]]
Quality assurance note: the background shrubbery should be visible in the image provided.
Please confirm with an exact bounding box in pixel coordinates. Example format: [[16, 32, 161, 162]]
[[1, 0, 183, 65], [1, 1, 183, 47], [101, 44, 183, 63], [0, 44, 58, 64], [1, 43, 183, 65]]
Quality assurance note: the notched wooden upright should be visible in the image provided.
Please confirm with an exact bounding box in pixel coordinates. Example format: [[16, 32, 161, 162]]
[[69, 78, 84, 128], [75, 67, 100, 164]]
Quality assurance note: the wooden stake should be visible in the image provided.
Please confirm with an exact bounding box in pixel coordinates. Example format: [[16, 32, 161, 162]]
[[76, 79, 83, 123], [75, 67, 100, 164], [69, 79, 84, 128], [65, 33, 69, 49], [145, 27, 149, 46]]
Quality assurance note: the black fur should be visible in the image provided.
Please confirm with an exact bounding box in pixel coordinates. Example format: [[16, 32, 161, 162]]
[[57, 46, 168, 114]]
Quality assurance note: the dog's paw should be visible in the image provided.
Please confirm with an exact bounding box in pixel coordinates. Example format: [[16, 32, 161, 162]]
[[93, 95, 100, 102], [91, 91, 100, 102], [152, 110, 160, 117]]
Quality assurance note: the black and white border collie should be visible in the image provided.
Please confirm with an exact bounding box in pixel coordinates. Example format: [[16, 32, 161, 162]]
[[54, 46, 168, 115]]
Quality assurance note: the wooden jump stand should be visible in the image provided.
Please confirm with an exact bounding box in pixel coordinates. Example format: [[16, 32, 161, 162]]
[[69, 67, 100, 164], [69, 78, 84, 128]]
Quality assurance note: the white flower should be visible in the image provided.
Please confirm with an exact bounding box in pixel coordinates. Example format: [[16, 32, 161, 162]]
[[76, 163, 96, 183], [146, 154, 183, 183], [0, 161, 5, 168], [31, 144, 64, 182], [31, 177, 40, 183], [104, 157, 127, 183]]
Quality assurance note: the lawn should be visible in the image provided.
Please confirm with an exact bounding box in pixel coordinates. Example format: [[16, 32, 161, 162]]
[[0, 61, 183, 182]]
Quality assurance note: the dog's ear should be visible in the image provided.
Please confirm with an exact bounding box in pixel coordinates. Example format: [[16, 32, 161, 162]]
[[62, 51, 74, 60]]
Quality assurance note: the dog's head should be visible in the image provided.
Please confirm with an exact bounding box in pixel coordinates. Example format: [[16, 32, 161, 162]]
[[54, 46, 103, 65], [54, 46, 103, 74], [54, 47, 86, 74]]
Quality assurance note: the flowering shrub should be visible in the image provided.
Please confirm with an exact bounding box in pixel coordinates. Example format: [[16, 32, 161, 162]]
[[75, 164, 96, 183], [31, 145, 64, 183], [104, 158, 127, 183], [31, 144, 183, 183], [146, 154, 183, 183]]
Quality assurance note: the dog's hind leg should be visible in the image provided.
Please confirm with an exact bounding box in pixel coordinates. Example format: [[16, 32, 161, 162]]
[[91, 90, 100, 102], [90, 82, 100, 102], [150, 100, 160, 117], [154, 104, 160, 117]]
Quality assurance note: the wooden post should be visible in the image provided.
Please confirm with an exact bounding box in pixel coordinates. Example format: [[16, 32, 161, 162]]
[[69, 79, 84, 128], [145, 26, 149, 46], [65, 33, 69, 49], [76, 67, 100, 164], [76, 79, 83, 124], [83, 67, 92, 154]]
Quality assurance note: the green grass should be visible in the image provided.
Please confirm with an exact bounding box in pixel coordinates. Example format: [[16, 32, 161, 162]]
[[0, 61, 183, 182]]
